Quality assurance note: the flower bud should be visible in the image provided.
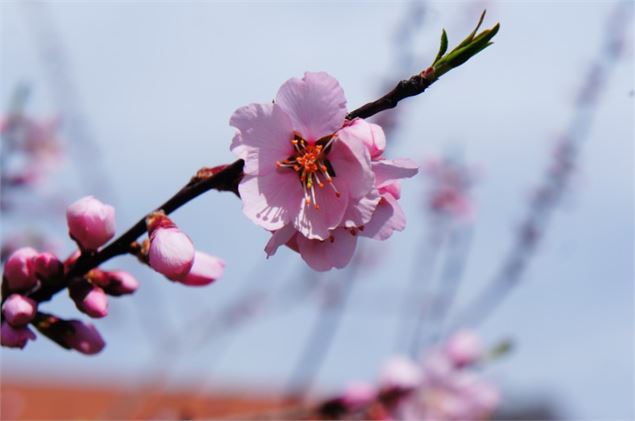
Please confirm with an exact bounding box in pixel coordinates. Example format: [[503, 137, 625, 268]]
[[33, 252, 63, 280], [63, 320, 106, 355], [379, 356, 422, 391], [1, 322, 36, 349], [445, 329, 482, 367], [69, 280, 109, 318], [173, 252, 224, 286], [147, 212, 194, 279], [66, 196, 116, 251], [340, 382, 377, 410], [3, 247, 39, 291], [2, 294, 37, 326], [90, 270, 139, 296]]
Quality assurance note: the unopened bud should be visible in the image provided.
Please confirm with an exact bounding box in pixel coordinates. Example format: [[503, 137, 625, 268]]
[[66, 196, 116, 251]]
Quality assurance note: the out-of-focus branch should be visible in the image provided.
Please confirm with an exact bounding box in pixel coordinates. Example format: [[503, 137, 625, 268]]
[[451, 1, 632, 328]]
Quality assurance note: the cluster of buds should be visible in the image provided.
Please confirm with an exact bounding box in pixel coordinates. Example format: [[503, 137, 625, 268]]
[[329, 330, 499, 420], [1, 195, 224, 354]]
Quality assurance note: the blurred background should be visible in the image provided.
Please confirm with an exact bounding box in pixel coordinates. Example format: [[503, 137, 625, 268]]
[[1, 1, 633, 419]]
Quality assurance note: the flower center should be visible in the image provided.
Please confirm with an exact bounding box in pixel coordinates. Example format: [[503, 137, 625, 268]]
[[276, 131, 340, 209]]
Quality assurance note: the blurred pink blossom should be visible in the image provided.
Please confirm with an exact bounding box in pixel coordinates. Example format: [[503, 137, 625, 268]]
[[423, 156, 477, 222], [90, 270, 139, 296], [444, 329, 483, 367], [33, 252, 63, 280], [66, 196, 116, 251]]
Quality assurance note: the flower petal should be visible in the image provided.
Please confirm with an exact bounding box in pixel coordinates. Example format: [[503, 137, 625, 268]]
[[239, 172, 303, 231], [342, 189, 381, 228], [330, 128, 375, 199], [373, 158, 419, 188], [361, 194, 406, 241], [264, 224, 297, 257], [230, 103, 294, 176], [275, 72, 347, 141], [293, 185, 349, 240], [296, 228, 358, 271]]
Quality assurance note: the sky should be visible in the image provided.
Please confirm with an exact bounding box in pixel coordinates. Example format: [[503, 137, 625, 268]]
[[1, 1, 633, 419]]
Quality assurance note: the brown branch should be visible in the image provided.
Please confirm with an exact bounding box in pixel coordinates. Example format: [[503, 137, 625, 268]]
[[29, 160, 244, 302], [347, 72, 436, 120]]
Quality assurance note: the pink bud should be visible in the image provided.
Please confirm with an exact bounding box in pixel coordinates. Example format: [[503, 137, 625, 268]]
[[3, 247, 39, 291], [173, 252, 224, 286], [340, 382, 377, 410], [445, 329, 482, 367], [2, 294, 37, 326], [379, 356, 422, 391], [63, 320, 105, 355], [66, 196, 116, 251], [100, 270, 139, 296], [69, 281, 109, 318], [33, 252, 63, 280], [1, 322, 36, 349], [147, 213, 194, 279]]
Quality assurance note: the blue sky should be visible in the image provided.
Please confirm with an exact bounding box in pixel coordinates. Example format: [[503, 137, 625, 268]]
[[1, 1, 633, 419]]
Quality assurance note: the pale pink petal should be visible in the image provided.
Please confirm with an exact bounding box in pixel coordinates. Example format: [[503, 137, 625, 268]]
[[373, 158, 419, 188], [296, 228, 358, 271], [264, 224, 297, 257], [341, 189, 381, 228], [174, 251, 224, 286], [275, 72, 347, 141], [239, 172, 303, 231], [361, 194, 406, 241], [341, 118, 386, 159], [230, 103, 294, 176], [379, 180, 402, 199], [331, 125, 375, 199], [293, 184, 349, 240], [148, 228, 195, 279]]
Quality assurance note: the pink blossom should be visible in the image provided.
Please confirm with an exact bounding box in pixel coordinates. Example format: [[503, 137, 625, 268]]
[[395, 349, 499, 421], [172, 251, 224, 286], [340, 381, 377, 410], [147, 212, 195, 279], [231, 72, 376, 241], [264, 119, 419, 271], [444, 329, 482, 367], [424, 156, 476, 222], [33, 252, 63, 280], [66, 196, 116, 251], [1, 294, 37, 326], [379, 355, 422, 391], [69, 281, 109, 318], [0, 322, 36, 349], [63, 320, 105, 355], [3, 247, 39, 291]]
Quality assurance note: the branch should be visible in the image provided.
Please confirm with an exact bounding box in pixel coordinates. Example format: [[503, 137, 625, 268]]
[[347, 11, 499, 120], [29, 160, 244, 302]]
